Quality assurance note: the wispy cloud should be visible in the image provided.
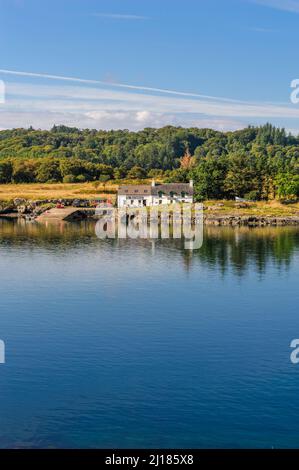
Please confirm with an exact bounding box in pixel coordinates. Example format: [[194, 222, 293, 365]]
[[92, 13, 150, 20], [0, 68, 248, 102], [253, 0, 299, 14], [0, 68, 298, 132]]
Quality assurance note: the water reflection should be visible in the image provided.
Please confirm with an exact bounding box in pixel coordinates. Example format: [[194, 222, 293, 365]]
[[0, 218, 299, 448], [0, 219, 298, 277]]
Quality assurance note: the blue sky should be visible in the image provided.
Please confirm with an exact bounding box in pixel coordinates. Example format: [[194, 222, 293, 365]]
[[0, 0, 299, 132]]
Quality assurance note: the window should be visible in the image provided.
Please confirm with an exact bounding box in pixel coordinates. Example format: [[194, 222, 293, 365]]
[[134, 190, 138, 193]]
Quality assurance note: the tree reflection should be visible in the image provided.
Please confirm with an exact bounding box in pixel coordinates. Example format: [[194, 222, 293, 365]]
[[0, 219, 298, 277]]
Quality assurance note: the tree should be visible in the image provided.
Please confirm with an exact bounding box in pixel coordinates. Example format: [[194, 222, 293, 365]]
[[0, 124, 297, 194], [190, 157, 227, 200], [180, 149, 196, 169], [275, 173, 299, 199], [0, 160, 13, 183], [114, 167, 127, 179], [36, 158, 62, 183], [12, 160, 37, 183], [224, 153, 258, 198], [127, 166, 146, 179]]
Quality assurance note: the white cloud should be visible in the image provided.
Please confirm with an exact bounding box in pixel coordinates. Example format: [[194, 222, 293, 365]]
[[4, 80, 299, 119], [0, 108, 245, 132], [0, 69, 298, 131], [92, 13, 150, 20]]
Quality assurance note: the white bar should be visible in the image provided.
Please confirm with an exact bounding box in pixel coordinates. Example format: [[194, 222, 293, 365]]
[[0, 340, 5, 364], [0, 80, 5, 104]]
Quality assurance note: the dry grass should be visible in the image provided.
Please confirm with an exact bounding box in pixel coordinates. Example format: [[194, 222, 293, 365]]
[[0, 183, 298, 217], [0, 179, 155, 202], [0, 182, 120, 202], [204, 199, 299, 217]]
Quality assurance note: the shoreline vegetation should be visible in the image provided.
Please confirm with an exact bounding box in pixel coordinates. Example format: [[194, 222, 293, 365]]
[[0, 182, 298, 226], [0, 124, 298, 226], [0, 124, 298, 201]]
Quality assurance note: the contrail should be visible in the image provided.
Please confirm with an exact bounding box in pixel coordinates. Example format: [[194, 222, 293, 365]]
[[0, 68, 248, 104]]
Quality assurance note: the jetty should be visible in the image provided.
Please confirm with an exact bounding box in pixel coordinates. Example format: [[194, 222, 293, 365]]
[[36, 207, 93, 222]]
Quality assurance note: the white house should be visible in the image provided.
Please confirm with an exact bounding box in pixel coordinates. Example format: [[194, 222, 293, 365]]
[[118, 180, 194, 208]]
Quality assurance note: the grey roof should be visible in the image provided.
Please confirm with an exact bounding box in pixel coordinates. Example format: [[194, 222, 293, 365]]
[[151, 183, 193, 196], [118, 183, 193, 196], [118, 185, 151, 196]]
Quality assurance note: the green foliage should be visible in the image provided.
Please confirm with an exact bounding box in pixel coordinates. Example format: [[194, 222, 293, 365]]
[[190, 157, 227, 201], [0, 124, 297, 200], [63, 175, 76, 184], [12, 160, 37, 183], [36, 158, 61, 183], [113, 167, 127, 179], [127, 166, 146, 179], [76, 174, 87, 183], [0, 160, 13, 183], [244, 190, 260, 201], [275, 173, 299, 199], [224, 152, 258, 198]]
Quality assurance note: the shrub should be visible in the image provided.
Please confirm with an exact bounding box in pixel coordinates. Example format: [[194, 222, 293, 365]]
[[244, 191, 259, 201], [76, 174, 87, 183], [63, 175, 76, 183]]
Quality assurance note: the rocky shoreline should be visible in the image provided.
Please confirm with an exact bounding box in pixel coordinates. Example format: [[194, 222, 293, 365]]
[[0, 198, 299, 226], [0, 198, 99, 219], [203, 215, 299, 226]]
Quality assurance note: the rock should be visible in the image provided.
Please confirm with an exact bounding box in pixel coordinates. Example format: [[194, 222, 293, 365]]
[[13, 198, 26, 207], [234, 202, 250, 209], [0, 205, 15, 214]]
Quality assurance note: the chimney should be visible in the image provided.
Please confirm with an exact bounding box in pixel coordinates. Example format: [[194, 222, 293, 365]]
[[189, 180, 194, 188], [151, 179, 156, 187]]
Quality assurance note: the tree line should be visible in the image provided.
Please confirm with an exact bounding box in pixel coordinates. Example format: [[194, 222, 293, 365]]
[[0, 123, 298, 199]]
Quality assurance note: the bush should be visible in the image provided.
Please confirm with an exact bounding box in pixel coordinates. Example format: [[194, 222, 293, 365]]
[[76, 174, 87, 183], [148, 169, 164, 178], [113, 167, 127, 179], [275, 173, 299, 200], [63, 175, 76, 183], [244, 191, 259, 201], [127, 166, 146, 179], [98, 175, 110, 183], [12, 160, 37, 183], [0, 160, 13, 183]]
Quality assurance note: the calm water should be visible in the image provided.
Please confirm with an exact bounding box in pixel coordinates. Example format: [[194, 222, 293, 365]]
[[0, 219, 299, 449]]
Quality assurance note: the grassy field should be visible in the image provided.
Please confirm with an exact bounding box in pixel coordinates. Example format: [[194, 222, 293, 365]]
[[0, 181, 121, 202], [203, 200, 299, 217], [0, 179, 159, 202], [0, 182, 298, 217]]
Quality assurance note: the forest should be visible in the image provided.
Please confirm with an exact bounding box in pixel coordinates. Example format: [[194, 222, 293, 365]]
[[0, 123, 298, 200]]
